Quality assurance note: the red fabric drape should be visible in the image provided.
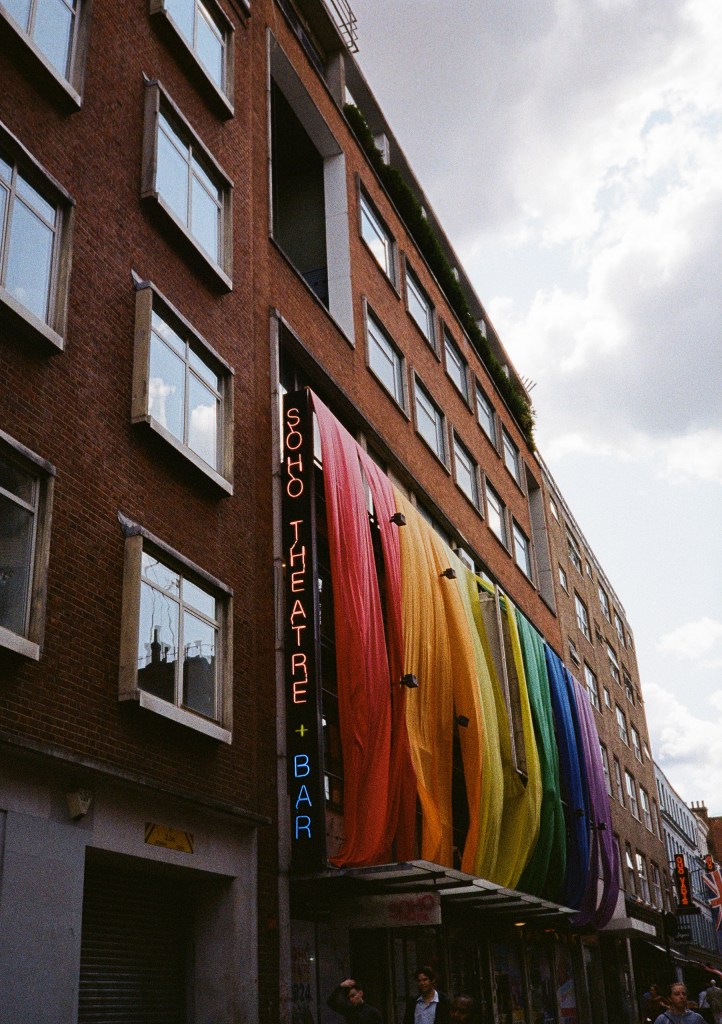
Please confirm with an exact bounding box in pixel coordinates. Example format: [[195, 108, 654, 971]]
[[312, 395, 392, 866], [357, 448, 417, 861]]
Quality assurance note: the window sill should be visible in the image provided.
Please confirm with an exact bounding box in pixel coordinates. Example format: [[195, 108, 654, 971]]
[[0, 9, 82, 111], [142, 192, 232, 291], [133, 688, 232, 743], [0, 624, 40, 661], [367, 366, 409, 420], [405, 308, 438, 357], [0, 285, 64, 352], [359, 237, 400, 298], [133, 416, 233, 495], [415, 431, 450, 474]]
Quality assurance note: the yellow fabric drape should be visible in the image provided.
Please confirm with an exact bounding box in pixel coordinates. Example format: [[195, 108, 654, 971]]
[[451, 555, 503, 879]]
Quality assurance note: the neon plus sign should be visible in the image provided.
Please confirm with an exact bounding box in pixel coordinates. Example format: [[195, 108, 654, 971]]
[[295, 724, 308, 737]]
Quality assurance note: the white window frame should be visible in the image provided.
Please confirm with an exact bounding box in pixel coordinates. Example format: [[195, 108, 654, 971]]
[[453, 434, 480, 510], [636, 851, 649, 902], [598, 584, 611, 621], [0, 120, 75, 351], [603, 686, 611, 709], [600, 743, 612, 796], [567, 531, 582, 572], [650, 861, 663, 908], [475, 382, 496, 444], [404, 262, 435, 348], [625, 770, 639, 819], [607, 642, 621, 683], [365, 307, 405, 410], [444, 329, 469, 401], [640, 786, 653, 831], [485, 480, 507, 546], [413, 376, 446, 464], [614, 610, 626, 646], [150, 0, 236, 115], [358, 185, 396, 285], [512, 520, 532, 579], [0, 0, 91, 108], [131, 279, 234, 492], [568, 638, 581, 666], [118, 516, 232, 742], [616, 704, 629, 745], [631, 725, 642, 762], [614, 757, 625, 805], [584, 662, 600, 711], [559, 564, 568, 592], [574, 592, 590, 640], [502, 427, 522, 487], [0, 430, 55, 660], [142, 79, 233, 288]]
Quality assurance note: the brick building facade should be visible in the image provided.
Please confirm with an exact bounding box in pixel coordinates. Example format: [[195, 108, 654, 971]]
[[0, 0, 689, 1022]]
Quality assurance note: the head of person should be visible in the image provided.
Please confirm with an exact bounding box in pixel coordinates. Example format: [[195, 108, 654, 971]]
[[451, 994, 478, 1023], [416, 967, 438, 997], [649, 985, 659, 996], [346, 981, 364, 1006], [669, 983, 688, 1010], [710, 981, 718, 989]]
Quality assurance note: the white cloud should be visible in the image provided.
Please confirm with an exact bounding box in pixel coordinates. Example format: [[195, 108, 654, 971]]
[[645, 683, 722, 811], [657, 618, 722, 661], [661, 431, 722, 484]]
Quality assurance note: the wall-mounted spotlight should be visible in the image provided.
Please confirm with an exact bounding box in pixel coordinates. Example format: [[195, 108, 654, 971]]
[[456, 715, 470, 728], [66, 788, 94, 821], [440, 568, 457, 580], [390, 512, 406, 526], [400, 673, 419, 689]]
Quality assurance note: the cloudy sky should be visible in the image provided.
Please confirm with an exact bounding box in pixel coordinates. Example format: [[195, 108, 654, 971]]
[[353, 0, 722, 813]]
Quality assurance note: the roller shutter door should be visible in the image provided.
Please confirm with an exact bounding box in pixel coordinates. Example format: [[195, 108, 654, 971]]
[[78, 861, 188, 1023]]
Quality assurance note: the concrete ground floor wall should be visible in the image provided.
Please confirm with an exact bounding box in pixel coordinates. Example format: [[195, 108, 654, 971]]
[[0, 743, 261, 1024]]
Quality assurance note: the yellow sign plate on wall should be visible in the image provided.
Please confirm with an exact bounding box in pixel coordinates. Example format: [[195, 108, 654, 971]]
[[145, 822, 194, 854]]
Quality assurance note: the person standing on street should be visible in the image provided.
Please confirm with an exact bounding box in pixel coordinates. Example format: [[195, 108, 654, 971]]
[[327, 978, 383, 1023], [403, 967, 450, 1024], [654, 983, 706, 1024], [705, 980, 722, 1024]]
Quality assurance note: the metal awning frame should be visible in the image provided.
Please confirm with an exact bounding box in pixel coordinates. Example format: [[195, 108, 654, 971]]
[[291, 859, 578, 924]]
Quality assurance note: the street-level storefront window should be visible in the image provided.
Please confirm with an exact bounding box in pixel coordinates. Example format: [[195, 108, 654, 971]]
[[492, 941, 526, 1024]]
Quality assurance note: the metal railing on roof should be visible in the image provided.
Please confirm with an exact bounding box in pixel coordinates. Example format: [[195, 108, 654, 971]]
[[322, 0, 358, 51]]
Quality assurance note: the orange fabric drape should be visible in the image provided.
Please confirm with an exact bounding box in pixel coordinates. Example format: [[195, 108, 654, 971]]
[[312, 395, 391, 866], [396, 492, 455, 865]]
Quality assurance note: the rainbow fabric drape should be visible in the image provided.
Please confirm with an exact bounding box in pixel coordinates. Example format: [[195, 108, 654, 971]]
[[310, 392, 619, 916]]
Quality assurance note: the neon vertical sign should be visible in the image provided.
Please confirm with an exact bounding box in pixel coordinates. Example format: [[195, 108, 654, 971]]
[[282, 390, 326, 872]]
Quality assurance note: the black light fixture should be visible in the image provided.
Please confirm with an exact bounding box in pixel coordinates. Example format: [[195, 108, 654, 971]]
[[597, 821, 607, 831], [390, 512, 406, 526], [400, 673, 419, 689], [456, 715, 470, 728], [440, 567, 457, 580]]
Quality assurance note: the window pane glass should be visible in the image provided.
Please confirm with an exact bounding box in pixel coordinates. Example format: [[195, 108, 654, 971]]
[[0, 453, 35, 503], [0, 492, 34, 636], [151, 310, 184, 355], [182, 610, 217, 718], [487, 487, 505, 542], [476, 386, 495, 441], [33, 0, 73, 76], [445, 336, 467, 397], [137, 581, 179, 704], [360, 198, 391, 276], [157, 126, 189, 225], [0, 160, 11, 184], [141, 552, 180, 595], [187, 373, 218, 468], [149, 333, 185, 441], [190, 173, 219, 260], [196, 4, 223, 87], [5, 200, 53, 322], [16, 175, 55, 225], [406, 273, 432, 341], [454, 442, 477, 505], [415, 384, 443, 457], [166, 0, 194, 41], [183, 578, 216, 620], [188, 347, 218, 389], [3, 0, 31, 31], [368, 318, 401, 402]]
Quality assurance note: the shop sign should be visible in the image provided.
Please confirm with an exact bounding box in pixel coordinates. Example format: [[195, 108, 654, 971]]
[[145, 822, 194, 853], [348, 893, 441, 928], [673, 854, 693, 910], [703, 867, 722, 930], [282, 390, 326, 873]]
